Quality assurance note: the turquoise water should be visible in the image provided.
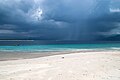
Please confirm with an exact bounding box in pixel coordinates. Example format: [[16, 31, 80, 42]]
[[0, 43, 120, 52]]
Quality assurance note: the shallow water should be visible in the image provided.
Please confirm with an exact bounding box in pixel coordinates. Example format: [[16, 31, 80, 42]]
[[0, 43, 120, 53]]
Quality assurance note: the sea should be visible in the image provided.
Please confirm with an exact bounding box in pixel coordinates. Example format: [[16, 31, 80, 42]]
[[0, 42, 120, 53]]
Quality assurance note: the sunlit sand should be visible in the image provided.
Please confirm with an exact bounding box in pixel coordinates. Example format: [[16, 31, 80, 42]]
[[0, 50, 120, 80]]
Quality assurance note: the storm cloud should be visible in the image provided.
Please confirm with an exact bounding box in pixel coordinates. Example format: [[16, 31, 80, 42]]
[[0, 0, 120, 42]]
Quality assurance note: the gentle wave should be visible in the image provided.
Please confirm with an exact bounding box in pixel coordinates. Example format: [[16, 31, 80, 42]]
[[0, 43, 120, 53], [0, 47, 119, 53], [110, 47, 120, 50]]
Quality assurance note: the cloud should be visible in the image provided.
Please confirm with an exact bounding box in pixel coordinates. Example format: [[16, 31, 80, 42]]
[[0, 30, 15, 34], [0, 0, 120, 42], [110, 8, 120, 13]]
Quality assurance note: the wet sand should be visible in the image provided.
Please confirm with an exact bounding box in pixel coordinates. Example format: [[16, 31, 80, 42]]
[[0, 49, 112, 61]]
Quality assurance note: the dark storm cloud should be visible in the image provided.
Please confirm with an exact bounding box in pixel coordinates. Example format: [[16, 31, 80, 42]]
[[0, 0, 120, 42], [41, 0, 120, 41]]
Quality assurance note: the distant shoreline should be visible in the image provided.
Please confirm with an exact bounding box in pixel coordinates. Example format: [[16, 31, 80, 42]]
[[0, 40, 34, 41]]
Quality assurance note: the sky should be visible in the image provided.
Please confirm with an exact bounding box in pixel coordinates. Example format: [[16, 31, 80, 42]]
[[0, 0, 120, 42]]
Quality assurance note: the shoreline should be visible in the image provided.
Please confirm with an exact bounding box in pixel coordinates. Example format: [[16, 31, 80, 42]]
[[0, 49, 119, 61]]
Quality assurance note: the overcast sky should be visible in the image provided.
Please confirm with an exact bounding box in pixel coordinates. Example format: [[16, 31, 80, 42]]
[[0, 0, 120, 42]]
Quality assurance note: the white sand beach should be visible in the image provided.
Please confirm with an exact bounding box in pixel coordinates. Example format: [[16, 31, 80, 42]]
[[0, 51, 120, 80]]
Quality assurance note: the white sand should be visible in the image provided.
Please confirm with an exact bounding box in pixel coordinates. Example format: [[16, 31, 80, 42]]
[[0, 51, 120, 80]]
